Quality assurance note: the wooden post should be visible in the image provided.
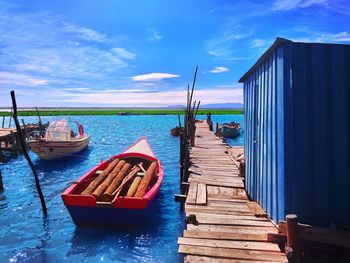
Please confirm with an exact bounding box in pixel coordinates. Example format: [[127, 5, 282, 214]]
[[286, 214, 301, 263], [1, 116, 4, 128], [0, 169, 3, 194], [21, 119, 30, 140], [10, 91, 47, 215], [190, 119, 196, 147], [35, 106, 43, 130], [8, 108, 13, 128]]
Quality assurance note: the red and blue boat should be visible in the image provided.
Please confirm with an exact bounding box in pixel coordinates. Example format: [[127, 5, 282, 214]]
[[62, 137, 164, 226]]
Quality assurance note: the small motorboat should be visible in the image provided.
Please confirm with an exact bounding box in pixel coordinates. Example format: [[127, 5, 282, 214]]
[[61, 137, 164, 226], [217, 121, 241, 138], [27, 119, 90, 160]]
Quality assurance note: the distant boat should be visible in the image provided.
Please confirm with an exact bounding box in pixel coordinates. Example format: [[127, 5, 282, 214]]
[[116, 112, 131, 116], [217, 121, 241, 138], [27, 119, 90, 160], [61, 137, 164, 226]]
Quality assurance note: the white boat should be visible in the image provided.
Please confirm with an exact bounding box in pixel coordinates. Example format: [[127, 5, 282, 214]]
[[27, 119, 90, 160]]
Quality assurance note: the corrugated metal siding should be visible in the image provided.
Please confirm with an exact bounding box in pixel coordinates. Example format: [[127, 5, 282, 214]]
[[242, 39, 350, 227], [285, 43, 350, 226], [244, 45, 288, 222]]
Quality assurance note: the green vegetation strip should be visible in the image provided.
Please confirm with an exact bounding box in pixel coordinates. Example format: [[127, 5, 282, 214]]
[[0, 109, 243, 116]]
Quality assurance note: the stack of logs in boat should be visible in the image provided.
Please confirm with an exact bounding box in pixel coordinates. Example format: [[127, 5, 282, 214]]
[[80, 159, 158, 202]]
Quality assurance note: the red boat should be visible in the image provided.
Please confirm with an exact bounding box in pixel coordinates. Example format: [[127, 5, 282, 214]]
[[62, 137, 164, 226]]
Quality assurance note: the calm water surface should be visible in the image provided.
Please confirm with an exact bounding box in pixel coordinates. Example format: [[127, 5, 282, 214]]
[[0, 114, 243, 263]]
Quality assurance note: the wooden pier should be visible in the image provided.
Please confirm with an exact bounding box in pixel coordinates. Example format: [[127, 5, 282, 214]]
[[178, 121, 287, 262]]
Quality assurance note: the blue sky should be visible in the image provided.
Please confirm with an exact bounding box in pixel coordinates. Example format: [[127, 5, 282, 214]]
[[0, 0, 349, 107]]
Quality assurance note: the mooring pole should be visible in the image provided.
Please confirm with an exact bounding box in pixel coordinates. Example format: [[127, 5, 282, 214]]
[[0, 168, 4, 194], [8, 108, 12, 128], [10, 91, 47, 215], [35, 106, 43, 130]]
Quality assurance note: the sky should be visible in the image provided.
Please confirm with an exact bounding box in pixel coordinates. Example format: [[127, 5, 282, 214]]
[[0, 0, 349, 107]]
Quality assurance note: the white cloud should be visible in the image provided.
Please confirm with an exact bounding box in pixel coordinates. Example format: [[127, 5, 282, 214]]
[[111, 48, 136, 60], [210, 66, 229, 73], [0, 7, 132, 89], [272, 0, 328, 11], [46, 87, 243, 107], [252, 39, 266, 48], [63, 23, 107, 43], [131, 73, 179, 82], [0, 71, 48, 86]]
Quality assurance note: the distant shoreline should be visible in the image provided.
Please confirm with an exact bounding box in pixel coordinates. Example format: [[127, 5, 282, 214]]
[[0, 108, 244, 116]]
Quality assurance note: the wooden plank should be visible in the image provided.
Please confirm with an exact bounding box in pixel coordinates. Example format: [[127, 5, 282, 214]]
[[190, 175, 244, 184], [178, 237, 281, 252], [185, 204, 253, 215], [196, 183, 207, 205], [178, 245, 287, 262], [186, 183, 198, 205], [247, 201, 267, 217], [186, 224, 278, 234], [186, 207, 253, 216], [194, 214, 274, 227], [185, 212, 269, 222], [188, 178, 244, 188], [185, 255, 283, 263]]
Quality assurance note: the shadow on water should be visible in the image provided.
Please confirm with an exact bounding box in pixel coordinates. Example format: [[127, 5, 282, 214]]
[[67, 192, 184, 261]]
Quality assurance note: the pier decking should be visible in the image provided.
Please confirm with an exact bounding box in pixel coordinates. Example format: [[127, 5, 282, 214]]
[[178, 121, 287, 262]]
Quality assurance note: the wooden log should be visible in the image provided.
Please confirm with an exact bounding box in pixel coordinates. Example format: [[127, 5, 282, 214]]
[[134, 161, 158, 198], [126, 176, 142, 197], [99, 166, 140, 202], [96, 162, 131, 200], [81, 158, 120, 195]]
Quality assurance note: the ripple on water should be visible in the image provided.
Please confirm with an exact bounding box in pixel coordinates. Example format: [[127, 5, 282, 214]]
[[0, 115, 243, 262]]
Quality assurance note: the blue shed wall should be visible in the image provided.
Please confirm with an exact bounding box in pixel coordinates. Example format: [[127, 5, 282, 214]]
[[285, 43, 350, 226], [243, 45, 289, 222], [243, 40, 350, 227]]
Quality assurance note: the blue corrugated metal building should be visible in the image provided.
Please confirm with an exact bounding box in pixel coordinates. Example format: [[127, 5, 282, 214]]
[[239, 37, 350, 227]]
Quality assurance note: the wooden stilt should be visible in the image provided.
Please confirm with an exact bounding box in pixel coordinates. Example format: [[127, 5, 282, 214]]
[[286, 214, 301, 263], [0, 169, 3, 194], [10, 91, 47, 215]]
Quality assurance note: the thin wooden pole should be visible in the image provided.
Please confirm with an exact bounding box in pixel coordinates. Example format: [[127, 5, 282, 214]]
[[8, 108, 12, 128], [10, 91, 47, 215], [0, 169, 3, 194], [35, 106, 43, 130]]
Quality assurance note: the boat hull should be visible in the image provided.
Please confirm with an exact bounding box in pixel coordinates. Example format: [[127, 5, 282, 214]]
[[66, 205, 147, 226], [62, 137, 164, 227], [27, 135, 90, 160], [220, 125, 240, 138]]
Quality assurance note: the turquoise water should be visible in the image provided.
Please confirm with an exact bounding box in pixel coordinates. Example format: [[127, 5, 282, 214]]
[[0, 115, 243, 263]]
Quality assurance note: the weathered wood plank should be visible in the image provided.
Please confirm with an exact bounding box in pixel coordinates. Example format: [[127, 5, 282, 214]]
[[179, 245, 287, 262], [186, 224, 278, 234], [196, 183, 207, 205], [190, 175, 244, 183], [178, 237, 281, 252], [186, 183, 198, 205], [185, 255, 283, 263], [186, 204, 251, 213], [188, 178, 244, 188], [247, 201, 267, 217], [194, 215, 274, 227], [185, 212, 269, 222]]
